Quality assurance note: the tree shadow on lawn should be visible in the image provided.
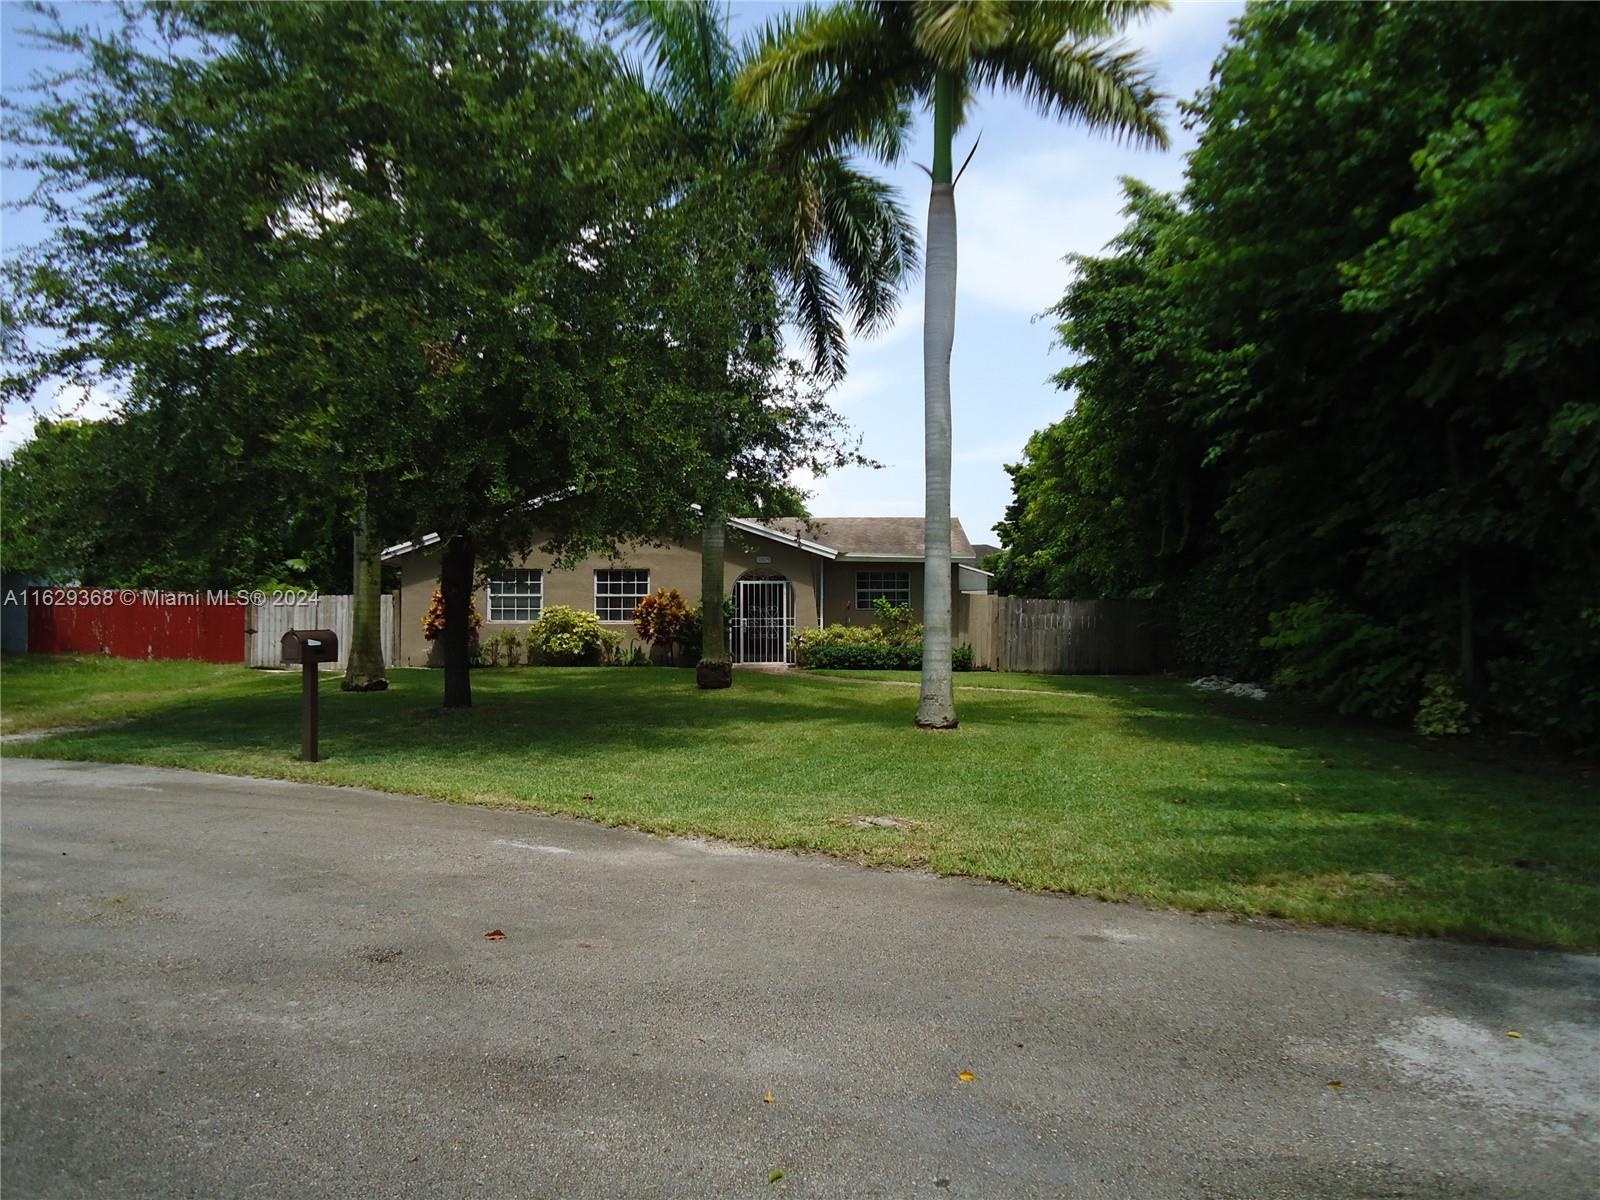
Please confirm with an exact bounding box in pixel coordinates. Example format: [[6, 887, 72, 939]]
[[12, 666, 1036, 774], [17, 666, 1591, 810]]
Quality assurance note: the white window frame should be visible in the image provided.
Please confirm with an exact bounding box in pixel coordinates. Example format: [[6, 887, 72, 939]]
[[488, 569, 543, 623], [855, 570, 911, 610], [594, 568, 650, 622]]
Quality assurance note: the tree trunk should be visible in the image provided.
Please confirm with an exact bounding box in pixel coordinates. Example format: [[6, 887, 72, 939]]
[[342, 495, 389, 692], [917, 71, 959, 730], [440, 532, 474, 708], [697, 505, 732, 689]]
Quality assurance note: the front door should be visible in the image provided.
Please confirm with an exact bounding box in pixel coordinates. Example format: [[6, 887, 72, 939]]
[[732, 578, 793, 665]]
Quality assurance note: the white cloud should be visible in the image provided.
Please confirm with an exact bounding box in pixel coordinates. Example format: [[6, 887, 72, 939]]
[[1128, 0, 1243, 65], [0, 383, 120, 459], [955, 149, 1131, 316], [955, 442, 1020, 466], [822, 364, 899, 412]]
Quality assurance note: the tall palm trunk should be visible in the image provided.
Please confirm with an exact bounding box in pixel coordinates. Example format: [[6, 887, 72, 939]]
[[440, 532, 475, 708], [342, 494, 389, 692], [696, 506, 732, 689], [917, 71, 959, 729]]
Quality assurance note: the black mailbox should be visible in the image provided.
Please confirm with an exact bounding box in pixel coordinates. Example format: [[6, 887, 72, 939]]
[[281, 629, 339, 665], [282, 629, 338, 762]]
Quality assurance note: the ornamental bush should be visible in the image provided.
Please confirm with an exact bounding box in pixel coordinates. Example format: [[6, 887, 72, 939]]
[[633, 587, 698, 664], [527, 605, 614, 666], [1414, 673, 1477, 737], [421, 588, 481, 654], [790, 623, 974, 671]]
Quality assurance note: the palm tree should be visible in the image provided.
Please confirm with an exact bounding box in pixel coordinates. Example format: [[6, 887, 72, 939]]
[[623, 1, 917, 688], [738, 1, 1168, 727]]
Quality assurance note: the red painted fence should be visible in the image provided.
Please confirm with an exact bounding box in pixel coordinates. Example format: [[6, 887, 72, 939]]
[[24, 589, 246, 663]]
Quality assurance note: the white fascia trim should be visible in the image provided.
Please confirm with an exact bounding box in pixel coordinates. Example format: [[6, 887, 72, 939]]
[[836, 552, 979, 564], [381, 486, 577, 563], [727, 516, 840, 560], [382, 516, 842, 563], [380, 532, 443, 561]]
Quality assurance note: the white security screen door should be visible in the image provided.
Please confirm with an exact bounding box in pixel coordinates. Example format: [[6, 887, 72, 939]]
[[732, 578, 793, 665]]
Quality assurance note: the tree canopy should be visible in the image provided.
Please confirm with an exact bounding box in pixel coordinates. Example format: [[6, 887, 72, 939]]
[[3, 1, 864, 703], [994, 1, 1600, 744]]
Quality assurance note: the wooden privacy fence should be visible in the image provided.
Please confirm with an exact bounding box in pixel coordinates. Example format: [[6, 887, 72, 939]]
[[959, 594, 1172, 674], [245, 595, 399, 670]]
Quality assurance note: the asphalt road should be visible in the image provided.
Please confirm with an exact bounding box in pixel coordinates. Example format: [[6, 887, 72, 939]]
[[2, 757, 1595, 1199]]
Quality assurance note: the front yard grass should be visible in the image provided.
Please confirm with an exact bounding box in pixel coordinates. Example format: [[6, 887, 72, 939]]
[[3, 657, 1595, 950]]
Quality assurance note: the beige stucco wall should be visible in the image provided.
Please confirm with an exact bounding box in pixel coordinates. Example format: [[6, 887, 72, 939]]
[[821, 561, 986, 642], [396, 530, 822, 667], [393, 531, 985, 666]]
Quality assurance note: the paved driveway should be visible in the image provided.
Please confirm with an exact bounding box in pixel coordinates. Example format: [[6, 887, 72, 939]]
[[2, 757, 1594, 1198]]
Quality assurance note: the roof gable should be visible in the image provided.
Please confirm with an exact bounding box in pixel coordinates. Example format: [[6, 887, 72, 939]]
[[384, 515, 978, 562], [747, 517, 976, 561]]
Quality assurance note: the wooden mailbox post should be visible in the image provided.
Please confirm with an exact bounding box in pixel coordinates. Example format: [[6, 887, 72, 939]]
[[280, 629, 339, 762]]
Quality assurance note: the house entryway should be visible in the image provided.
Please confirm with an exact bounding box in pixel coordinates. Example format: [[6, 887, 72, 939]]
[[731, 575, 794, 666]]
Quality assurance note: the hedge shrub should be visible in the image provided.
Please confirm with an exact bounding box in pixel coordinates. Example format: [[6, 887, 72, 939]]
[[527, 605, 620, 665], [791, 623, 974, 671]]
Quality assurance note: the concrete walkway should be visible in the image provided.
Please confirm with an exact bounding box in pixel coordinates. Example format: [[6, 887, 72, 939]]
[[2, 757, 1594, 1198]]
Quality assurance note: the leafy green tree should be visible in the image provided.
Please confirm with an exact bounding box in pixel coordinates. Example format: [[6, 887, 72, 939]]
[[737, 0, 1167, 727], [994, 0, 1600, 743], [994, 182, 1202, 603], [8, 1, 875, 707]]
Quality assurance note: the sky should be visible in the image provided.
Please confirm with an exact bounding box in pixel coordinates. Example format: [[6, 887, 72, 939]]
[[0, 1, 1246, 544]]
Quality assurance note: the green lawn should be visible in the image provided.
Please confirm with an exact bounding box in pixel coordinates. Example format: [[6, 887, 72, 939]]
[[4, 656, 1596, 950], [0, 655, 265, 734]]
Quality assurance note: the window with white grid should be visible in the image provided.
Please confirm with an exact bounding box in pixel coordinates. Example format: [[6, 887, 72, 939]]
[[488, 570, 543, 622], [594, 569, 650, 622], [855, 570, 911, 609]]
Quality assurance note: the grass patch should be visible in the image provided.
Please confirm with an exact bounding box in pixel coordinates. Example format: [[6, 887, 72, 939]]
[[0, 654, 264, 733], [4, 658, 1596, 950]]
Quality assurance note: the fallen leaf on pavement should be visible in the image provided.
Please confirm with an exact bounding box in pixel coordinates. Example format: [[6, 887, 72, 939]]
[[1326, 1080, 1343, 1088], [483, 929, 506, 941], [1507, 1031, 1522, 1038], [769, 1170, 784, 1183], [763, 1091, 775, 1104], [958, 1072, 975, 1083]]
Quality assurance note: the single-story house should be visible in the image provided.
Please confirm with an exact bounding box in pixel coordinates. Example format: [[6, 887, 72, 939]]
[[381, 516, 994, 667]]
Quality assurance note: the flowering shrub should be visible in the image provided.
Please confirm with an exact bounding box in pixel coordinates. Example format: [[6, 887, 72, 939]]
[[421, 588, 481, 654], [633, 588, 699, 664], [634, 588, 695, 644], [526, 605, 616, 666]]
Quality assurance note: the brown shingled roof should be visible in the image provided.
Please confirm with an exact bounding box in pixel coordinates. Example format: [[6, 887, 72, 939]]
[[748, 517, 977, 561]]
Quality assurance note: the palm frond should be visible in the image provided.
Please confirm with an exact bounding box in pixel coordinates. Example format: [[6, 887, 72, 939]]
[[814, 157, 919, 335], [618, 0, 737, 135], [735, 3, 883, 113], [1005, 1, 1170, 46], [971, 35, 1167, 148], [788, 255, 850, 382], [778, 68, 918, 163], [910, 1, 1014, 70]]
